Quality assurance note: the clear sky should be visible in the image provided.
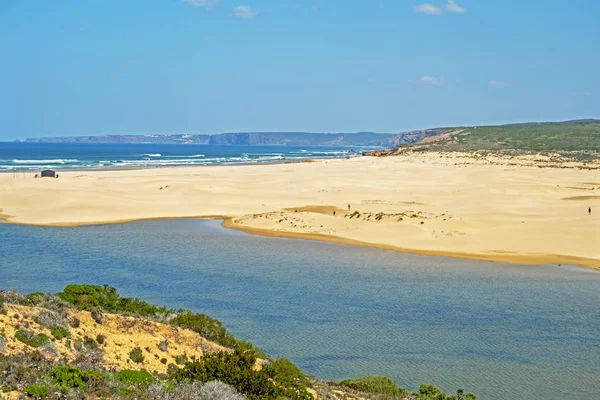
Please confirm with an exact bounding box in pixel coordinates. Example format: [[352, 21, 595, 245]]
[[0, 0, 598, 140]]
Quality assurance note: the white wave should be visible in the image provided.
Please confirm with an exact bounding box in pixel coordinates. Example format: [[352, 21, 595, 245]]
[[160, 154, 205, 158], [145, 154, 162, 157], [12, 159, 78, 164]]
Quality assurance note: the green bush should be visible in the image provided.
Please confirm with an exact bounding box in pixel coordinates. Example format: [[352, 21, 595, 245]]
[[51, 365, 88, 389], [339, 376, 406, 397], [129, 347, 144, 363], [175, 354, 188, 365], [417, 384, 477, 400], [50, 365, 103, 392], [263, 357, 308, 387], [14, 330, 50, 348], [58, 284, 171, 317], [50, 326, 70, 340], [23, 384, 48, 398], [169, 311, 260, 353], [96, 334, 106, 345], [172, 348, 276, 400], [21, 292, 45, 306], [114, 369, 154, 385]]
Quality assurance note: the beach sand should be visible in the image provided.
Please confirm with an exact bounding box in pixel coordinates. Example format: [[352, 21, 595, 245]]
[[1, 152, 599, 269]]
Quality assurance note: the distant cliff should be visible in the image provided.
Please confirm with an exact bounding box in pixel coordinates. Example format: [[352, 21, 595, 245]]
[[26, 132, 395, 146], [208, 132, 394, 146], [26, 134, 211, 144]]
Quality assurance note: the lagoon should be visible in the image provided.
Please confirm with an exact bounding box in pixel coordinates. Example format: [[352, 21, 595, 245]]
[[1, 218, 599, 400]]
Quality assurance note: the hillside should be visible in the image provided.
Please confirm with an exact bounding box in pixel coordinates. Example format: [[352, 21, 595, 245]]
[[394, 119, 600, 156], [0, 285, 476, 400]]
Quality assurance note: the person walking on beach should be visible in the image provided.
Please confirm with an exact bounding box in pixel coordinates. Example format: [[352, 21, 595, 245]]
[[348, 204, 351, 211], [589, 207, 592, 215]]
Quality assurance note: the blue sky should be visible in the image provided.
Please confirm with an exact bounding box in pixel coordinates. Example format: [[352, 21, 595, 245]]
[[0, 0, 598, 139]]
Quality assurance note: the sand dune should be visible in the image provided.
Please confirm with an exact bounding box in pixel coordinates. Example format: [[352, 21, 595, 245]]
[[1, 153, 599, 269]]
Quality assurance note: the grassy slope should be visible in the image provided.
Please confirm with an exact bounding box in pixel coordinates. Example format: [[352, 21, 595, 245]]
[[0, 286, 476, 400], [407, 120, 600, 155]]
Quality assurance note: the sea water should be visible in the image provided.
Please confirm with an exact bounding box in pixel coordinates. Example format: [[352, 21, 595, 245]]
[[0, 142, 363, 171], [0, 219, 599, 400]]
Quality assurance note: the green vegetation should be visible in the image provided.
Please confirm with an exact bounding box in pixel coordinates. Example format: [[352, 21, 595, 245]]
[[175, 354, 188, 365], [50, 365, 103, 391], [1, 285, 479, 400], [96, 334, 106, 345], [339, 376, 407, 397], [418, 384, 477, 400], [23, 384, 48, 398], [114, 369, 154, 385], [14, 330, 50, 348], [49, 325, 70, 340], [407, 120, 600, 156], [129, 347, 144, 363], [172, 347, 312, 400], [22, 292, 45, 306], [58, 284, 171, 317], [170, 311, 258, 352]]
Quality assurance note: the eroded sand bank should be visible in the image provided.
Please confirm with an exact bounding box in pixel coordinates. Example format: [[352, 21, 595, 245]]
[[1, 153, 599, 269]]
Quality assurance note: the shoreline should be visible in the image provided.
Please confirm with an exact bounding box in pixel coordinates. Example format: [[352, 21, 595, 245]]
[[1, 152, 598, 271], [222, 217, 600, 270], [1, 213, 597, 271]]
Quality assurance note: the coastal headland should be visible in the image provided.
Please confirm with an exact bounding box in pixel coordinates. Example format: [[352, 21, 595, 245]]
[[1, 152, 599, 269]]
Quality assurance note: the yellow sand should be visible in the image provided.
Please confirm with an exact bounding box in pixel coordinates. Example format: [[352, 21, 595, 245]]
[[1, 152, 599, 269], [0, 303, 226, 373]]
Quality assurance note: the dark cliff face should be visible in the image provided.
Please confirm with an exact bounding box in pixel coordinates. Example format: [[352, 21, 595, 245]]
[[389, 129, 446, 146]]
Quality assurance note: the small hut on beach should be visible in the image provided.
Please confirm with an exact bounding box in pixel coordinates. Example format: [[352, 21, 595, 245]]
[[40, 169, 57, 178]]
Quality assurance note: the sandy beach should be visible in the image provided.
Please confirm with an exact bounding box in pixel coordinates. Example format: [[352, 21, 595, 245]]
[[1, 152, 599, 269]]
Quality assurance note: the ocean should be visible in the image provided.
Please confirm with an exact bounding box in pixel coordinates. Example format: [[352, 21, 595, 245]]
[[1, 218, 599, 400], [0, 142, 365, 171]]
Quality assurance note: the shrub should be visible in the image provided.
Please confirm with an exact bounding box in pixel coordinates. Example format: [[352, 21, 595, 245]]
[[34, 310, 64, 328], [263, 357, 307, 388], [23, 384, 48, 398], [172, 348, 277, 400], [114, 369, 155, 385], [197, 381, 247, 400], [83, 336, 99, 350], [0, 335, 6, 352], [417, 384, 477, 400], [69, 317, 80, 328], [51, 365, 88, 390], [91, 310, 103, 325], [147, 381, 246, 400], [170, 311, 255, 351], [263, 357, 312, 399], [50, 365, 103, 392], [130, 347, 144, 363], [96, 334, 106, 345], [58, 284, 171, 317], [339, 376, 406, 397], [22, 292, 45, 306], [50, 325, 70, 340], [158, 340, 168, 352], [161, 358, 167, 365], [175, 354, 188, 365], [14, 330, 50, 348]]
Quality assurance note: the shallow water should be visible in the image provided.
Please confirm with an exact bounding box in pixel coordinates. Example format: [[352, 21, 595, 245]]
[[1, 219, 599, 400]]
